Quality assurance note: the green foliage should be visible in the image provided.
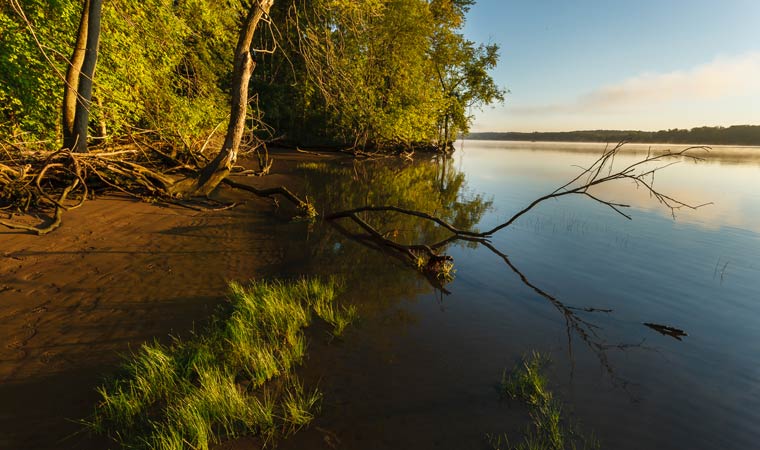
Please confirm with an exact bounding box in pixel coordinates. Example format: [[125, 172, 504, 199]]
[[435, 259, 456, 282], [430, 0, 505, 144], [96, 0, 242, 144], [258, 0, 503, 149], [500, 351, 551, 407], [281, 376, 323, 433], [2, 0, 503, 150], [0, 1, 78, 142], [1, 0, 242, 147], [89, 278, 355, 449]]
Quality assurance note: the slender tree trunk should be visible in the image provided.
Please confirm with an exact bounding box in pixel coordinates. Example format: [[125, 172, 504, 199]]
[[62, 0, 102, 153], [175, 0, 274, 197], [62, 0, 90, 149], [71, 0, 102, 153], [443, 113, 450, 152]]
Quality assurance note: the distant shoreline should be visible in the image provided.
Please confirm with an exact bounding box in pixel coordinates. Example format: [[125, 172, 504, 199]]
[[456, 139, 760, 164], [465, 125, 760, 146], [460, 139, 760, 149]]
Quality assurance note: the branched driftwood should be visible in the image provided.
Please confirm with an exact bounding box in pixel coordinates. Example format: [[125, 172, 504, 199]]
[[328, 219, 454, 294], [327, 143, 711, 255], [221, 178, 316, 219], [482, 142, 711, 234], [0, 150, 88, 235]]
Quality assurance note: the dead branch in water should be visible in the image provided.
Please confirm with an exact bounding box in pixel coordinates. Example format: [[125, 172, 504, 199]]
[[325, 143, 712, 293], [326, 143, 708, 341], [482, 142, 711, 233], [328, 142, 712, 245]]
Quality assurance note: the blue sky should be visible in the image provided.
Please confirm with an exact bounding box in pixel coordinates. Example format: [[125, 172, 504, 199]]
[[463, 0, 760, 132]]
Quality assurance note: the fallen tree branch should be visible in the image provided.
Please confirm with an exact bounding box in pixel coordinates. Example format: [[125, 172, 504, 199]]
[[326, 205, 482, 237], [327, 143, 712, 245], [221, 178, 316, 220]]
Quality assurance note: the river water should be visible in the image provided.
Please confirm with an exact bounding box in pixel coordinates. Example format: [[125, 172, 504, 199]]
[[271, 140, 760, 450]]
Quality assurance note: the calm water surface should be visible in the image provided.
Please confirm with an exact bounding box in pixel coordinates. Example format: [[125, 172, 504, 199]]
[[274, 140, 760, 450]]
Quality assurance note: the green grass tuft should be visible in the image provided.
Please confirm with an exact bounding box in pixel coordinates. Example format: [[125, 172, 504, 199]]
[[491, 352, 599, 450], [88, 277, 355, 449], [500, 350, 551, 407], [281, 377, 323, 433], [313, 296, 358, 337]]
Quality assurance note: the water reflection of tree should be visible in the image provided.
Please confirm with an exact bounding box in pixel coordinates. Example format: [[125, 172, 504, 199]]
[[287, 158, 492, 316]]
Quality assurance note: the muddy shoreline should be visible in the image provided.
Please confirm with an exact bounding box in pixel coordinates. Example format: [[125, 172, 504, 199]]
[[0, 150, 330, 449]]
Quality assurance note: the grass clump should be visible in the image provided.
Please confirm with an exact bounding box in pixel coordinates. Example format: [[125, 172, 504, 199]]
[[500, 351, 551, 407], [88, 278, 356, 449], [313, 296, 358, 337], [281, 377, 322, 433], [488, 352, 599, 450]]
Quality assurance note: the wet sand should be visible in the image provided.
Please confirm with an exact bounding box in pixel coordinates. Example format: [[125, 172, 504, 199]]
[[0, 151, 324, 449]]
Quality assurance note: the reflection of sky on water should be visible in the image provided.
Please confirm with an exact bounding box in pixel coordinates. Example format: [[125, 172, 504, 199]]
[[457, 141, 760, 233], [448, 141, 760, 450]]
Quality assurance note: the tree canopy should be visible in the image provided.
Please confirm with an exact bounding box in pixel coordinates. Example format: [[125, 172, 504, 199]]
[[1, 0, 504, 151]]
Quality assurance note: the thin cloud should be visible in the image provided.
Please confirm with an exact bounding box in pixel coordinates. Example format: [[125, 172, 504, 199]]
[[512, 52, 760, 115]]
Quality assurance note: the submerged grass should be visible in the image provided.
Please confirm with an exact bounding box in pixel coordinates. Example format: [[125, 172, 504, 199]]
[[88, 277, 355, 449], [489, 352, 599, 450]]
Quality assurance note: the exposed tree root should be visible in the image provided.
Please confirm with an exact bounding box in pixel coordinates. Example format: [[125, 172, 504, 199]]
[[0, 205, 63, 235], [0, 142, 311, 235]]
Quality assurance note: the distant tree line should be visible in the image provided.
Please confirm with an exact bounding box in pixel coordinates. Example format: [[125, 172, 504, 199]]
[[0, 0, 504, 152], [466, 125, 760, 146]]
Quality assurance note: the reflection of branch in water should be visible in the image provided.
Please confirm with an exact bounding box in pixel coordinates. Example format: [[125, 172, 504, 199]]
[[328, 220, 453, 295], [476, 240, 643, 391], [333, 217, 647, 393]]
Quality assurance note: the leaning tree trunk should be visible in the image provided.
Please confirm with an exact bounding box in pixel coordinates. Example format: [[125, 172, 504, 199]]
[[62, 0, 102, 153], [173, 0, 275, 197]]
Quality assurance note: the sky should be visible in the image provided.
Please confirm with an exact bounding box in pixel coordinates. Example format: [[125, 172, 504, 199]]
[[463, 0, 760, 132]]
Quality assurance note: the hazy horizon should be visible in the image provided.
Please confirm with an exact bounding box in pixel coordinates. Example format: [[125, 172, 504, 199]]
[[469, 123, 760, 134]]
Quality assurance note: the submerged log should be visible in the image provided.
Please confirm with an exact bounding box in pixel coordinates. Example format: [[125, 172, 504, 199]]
[[644, 323, 688, 340]]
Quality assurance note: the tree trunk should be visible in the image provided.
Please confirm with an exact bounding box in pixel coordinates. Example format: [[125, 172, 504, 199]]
[[62, 0, 103, 153], [72, 0, 102, 153], [174, 0, 274, 197], [443, 113, 450, 153], [62, 0, 90, 150]]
